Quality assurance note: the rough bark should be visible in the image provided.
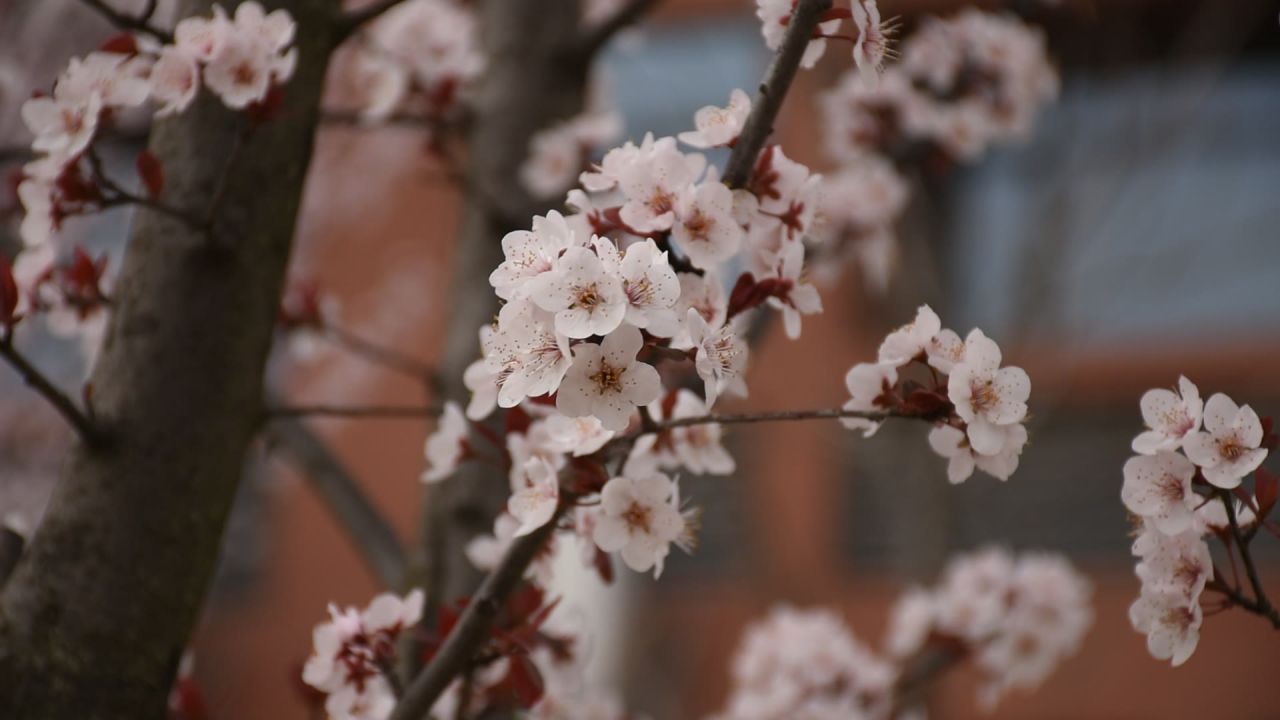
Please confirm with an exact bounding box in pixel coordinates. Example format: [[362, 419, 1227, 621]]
[[417, 0, 589, 615], [0, 0, 339, 716]]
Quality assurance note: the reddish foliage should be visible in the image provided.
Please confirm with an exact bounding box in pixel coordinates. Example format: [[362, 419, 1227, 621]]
[[0, 257, 19, 330], [136, 151, 165, 199], [99, 33, 139, 55]]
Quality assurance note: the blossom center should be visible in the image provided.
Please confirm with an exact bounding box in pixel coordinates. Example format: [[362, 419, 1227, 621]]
[[621, 500, 652, 534], [590, 362, 624, 393], [574, 282, 605, 311], [1218, 436, 1246, 461], [970, 377, 999, 413]]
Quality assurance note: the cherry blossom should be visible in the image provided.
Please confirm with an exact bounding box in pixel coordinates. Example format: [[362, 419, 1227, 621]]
[[947, 329, 1030, 455], [1132, 376, 1203, 455], [529, 245, 628, 339], [671, 180, 744, 271], [928, 422, 1027, 484], [596, 237, 680, 335], [593, 472, 685, 577], [616, 136, 706, 233], [21, 88, 103, 162], [1120, 452, 1198, 535], [466, 512, 557, 586], [851, 0, 897, 80], [149, 47, 201, 117], [686, 310, 748, 408], [520, 111, 622, 197], [422, 401, 468, 483], [540, 412, 615, 457], [490, 211, 582, 301], [302, 589, 425, 720], [508, 457, 561, 537], [670, 271, 727, 349], [556, 324, 661, 431], [203, 2, 298, 109], [627, 390, 735, 477], [841, 362, 896, 437], [1128, 590, 1201, 667], [678, 88, 751, 149], [764, 242, 822, 340], [877, 304, 941, 367], [1181, 392, 1268, 489]]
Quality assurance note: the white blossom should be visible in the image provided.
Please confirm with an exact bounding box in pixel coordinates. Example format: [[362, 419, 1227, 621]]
[[593, 472, 685, 576], [877, 305, 941, 367], [596, 237, 680, 335], [529, 245, 628, 339], [1132, 376, 1203, 455], [508, 457, 561, 537], [947, 329, 1030, 455], [422, 401, 467, 483], [1181, 392, 1268, 489], [842, 362, 896, 437], [687, 310, 748, 408], [678, 88, 751, 149], [1120, 452, 1198, 535], [672, 180, 744, 271], [556, 324, 661, 431]]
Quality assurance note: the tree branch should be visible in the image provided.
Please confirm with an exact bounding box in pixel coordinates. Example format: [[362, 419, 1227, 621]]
[[266, 417, 407, 589], [721, 0, 833, 189], [0, 527, 23, 589], [76, 0, 172, 43], [332, 0, 412, 45], [391, 503, 564, 720], [265, 403, 440, 420], [0, 334, 102, 445], [575, 0, 661, 60], [647, 406, 891, 432], [1216, 489, 1280, 629], [325, 324, 438, 387]]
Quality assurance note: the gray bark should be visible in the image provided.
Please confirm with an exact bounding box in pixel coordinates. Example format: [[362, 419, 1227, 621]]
[[0, 0, 339, 716], [417, 0, 590, 614]]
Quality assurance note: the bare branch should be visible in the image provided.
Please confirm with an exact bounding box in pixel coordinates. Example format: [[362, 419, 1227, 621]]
[[265, 403, 440, 420], [722, 0, 834, 189], [647, 407, 891, 432], [266, 417, 408, 589], [0, 334, 102, 446], [390, 504, 563, 720], [76, 0, 172, 43], [0, 527, 23, 588], [332, 0, 412, 45], [575, 0, 661, 60], [325, 324, 438, 387]]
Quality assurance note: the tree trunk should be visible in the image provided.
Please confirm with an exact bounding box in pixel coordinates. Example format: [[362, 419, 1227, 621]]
[[418, 0, 589, 618], [0, 0, 339, 716]]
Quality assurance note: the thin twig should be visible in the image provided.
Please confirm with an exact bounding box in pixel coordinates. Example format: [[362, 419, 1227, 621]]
[[265, 403, 440, 420], [0, 334, 102, 445], [87, 149, 205, 230], [333, 0, 413, 45], [648, 407, 890, 432], [265, 416, 407, 588], [77, 0, 172, 43], [1217, 489, 1280, 629], [325, 324, 438, 386], [721, 0, 832, 189], [389, 503, 565, 720], [575, 0, 661, 60]]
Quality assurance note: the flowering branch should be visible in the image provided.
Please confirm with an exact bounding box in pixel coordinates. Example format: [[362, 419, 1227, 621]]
[[77, 0, 172, 43], [1217, 488, 1280, 629], [265, 403, 441, 420], [891, 638, 968, 713], [390, 502, 567, 720], [575, 0, 662, 59], [0, 333, 102, 446], [266, 417, 408, 588], [722, 0, 834, 188]]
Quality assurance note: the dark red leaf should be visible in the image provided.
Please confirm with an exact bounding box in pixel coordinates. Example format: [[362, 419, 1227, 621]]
[[593, 547, 614, 585], [247, 85, 286, 125], [1261, 416, 1277, 451], [0, 256, 19, 328], [100, 33, 139, 55], [505, 405, 534, 437], [500, 653, 545, 709], [136, 150, 164, 199]]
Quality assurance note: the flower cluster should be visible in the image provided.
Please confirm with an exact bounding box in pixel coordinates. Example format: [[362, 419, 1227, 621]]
[[815, 9, 1056, 291], [343, 0, 483, 122], [520, 111, 624, 198], [715, 550, 1091, 718], [713, 605, 896, 720], [415, 88, 846, 581], [9, 3, 296, 355], [844, 305, 1031, 484], [302, 589, 424, 720], [885, 548, 1093, 710], [1122, 378, 1275, 666]]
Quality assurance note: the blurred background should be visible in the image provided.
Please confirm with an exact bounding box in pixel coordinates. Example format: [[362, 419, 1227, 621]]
[[2, 0, 1280, 717]]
